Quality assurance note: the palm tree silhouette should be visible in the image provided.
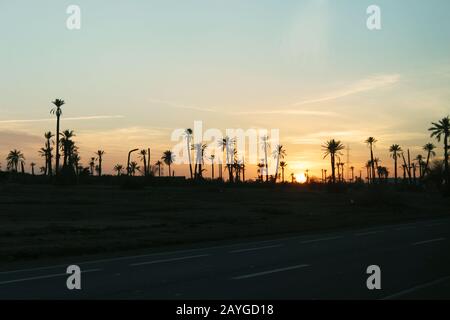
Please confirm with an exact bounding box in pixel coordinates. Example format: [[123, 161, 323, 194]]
[[322, 140, 345, 184], [89, 157, 95, 175], [423, 143, 436, 177], [184, 129, 194, 179], [218, 137, 234, 182], [154, 160, 163, 177], [209, 154, 215, 179], [257, 160, 264, 181], [272, 145, 286, 183], [389, 144, 402, 184], [415, 155, 424, 178], [429, 116, 450, 186], [280, 161, 287, 182], [60, 130, 75, 168], [44, 131, 54, 176], [96, 150, 105, 176], [129, 161, 140, 176], [30, 162, 36, 175], [365, 137, 377, 184], [6, 149, 25, 172], [161, 150, 175, 177], [139, 149, 148, 176], [50, 99, 65, 175], [261, 135, 270, 182], [113, 164, 123, 176], [350, 166, 355, 182]]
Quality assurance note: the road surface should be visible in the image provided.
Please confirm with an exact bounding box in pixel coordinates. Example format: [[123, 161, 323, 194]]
[[1, 217, 450, 299]]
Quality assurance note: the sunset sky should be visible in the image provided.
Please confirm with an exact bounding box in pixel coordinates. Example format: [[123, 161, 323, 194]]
[[1, 0, 450, 178]]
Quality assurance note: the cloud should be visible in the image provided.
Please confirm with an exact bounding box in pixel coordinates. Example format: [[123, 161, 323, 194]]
[[288, 74, 401, 107], [236, 109, 337, 117], [0, 115, 124, 124]]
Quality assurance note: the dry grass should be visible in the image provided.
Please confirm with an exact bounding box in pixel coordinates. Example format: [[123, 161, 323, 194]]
[[0, 183, 449, 263]]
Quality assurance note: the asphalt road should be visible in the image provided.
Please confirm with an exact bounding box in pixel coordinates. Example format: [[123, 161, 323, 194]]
[[1, 217, 450, 300]]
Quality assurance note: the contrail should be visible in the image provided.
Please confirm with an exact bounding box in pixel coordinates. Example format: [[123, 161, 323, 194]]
[[0, 115, 124, 124]]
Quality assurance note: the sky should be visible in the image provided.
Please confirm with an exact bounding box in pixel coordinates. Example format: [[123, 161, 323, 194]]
[[1, 0, 450, 178]]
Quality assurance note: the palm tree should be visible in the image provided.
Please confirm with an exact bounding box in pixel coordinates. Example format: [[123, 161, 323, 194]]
[[218, 137, 234, 182], [44, 131, 54, 176], [389, 144, 402, 184], [129, 161, 140, 176], [60, 130, 75, 168], [50, 99, 65, 175], [350, 166, 355, 182], [261, 135, 270, 182], [161, 150, 175, 177], [415, 155, 424, 178], [114, 164, 124, 176], [89, 157, 95, 175], [429, 116, 450, 186], [423, 143, 436, 177], [154, 160, 163, 177], [365, 137, 377, 184], [139, 149, 148, 176], [96, 150, 105, 176], [184, 129, 194, 179], [322, 140, 345, 184], [209, 154, 215, 179], [257, 161, 265, 181], [6, 149, 25, 172], [127, 148, 139, 176], [279, 161, 287, 182], [272, 145, 286, 183], [30, 162, 36, 175]]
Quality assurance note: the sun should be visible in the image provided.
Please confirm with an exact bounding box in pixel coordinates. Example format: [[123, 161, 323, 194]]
[[295, 173, 308, 184]]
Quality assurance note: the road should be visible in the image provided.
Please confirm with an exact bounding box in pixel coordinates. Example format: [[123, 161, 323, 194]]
[[1, 217, 450, 299]]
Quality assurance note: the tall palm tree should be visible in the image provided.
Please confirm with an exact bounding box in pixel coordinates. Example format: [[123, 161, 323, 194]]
[[139, 149, 148, 176], [6, 149, 25, 172], [50, 99, 65, 175], [114, 164, 123, 176], [389, 144, 402, 184], [279, 161, 287, 182], [209, 154, 215, 179], [257, 161, 265, 181], [429, 116, 450, 186], [155, 160, 163, 177], [96, 150, 105, 176], [322, 140, 345, 184], [161, 150, 175, 177], [365, 137, 377, 184], [44, 131, 54, 176], [272, 145, 286, 183], [423, 143, 436, 177], [184, 129, 194, 179], [60, 130, 75, 168], [261, 135, 270, 182], [30, 162, 36, 176], [350, 166, 355, 182]]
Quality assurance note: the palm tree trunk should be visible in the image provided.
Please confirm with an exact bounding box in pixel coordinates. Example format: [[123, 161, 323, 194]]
[[394, 154, 398, 184], [424, 151, 431, 178], [282, 168, 285, 182], [55, 115, 60, 175], [187, 139, 193, 179], [264, 145, 268, 182], [445, 133, 449, 187], [331, 154, 336, 183], [370, 146, 375, 184]]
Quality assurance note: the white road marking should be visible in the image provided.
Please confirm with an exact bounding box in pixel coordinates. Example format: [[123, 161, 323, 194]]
[[130, 254, 210, 267], [355, 231, 384, 236], [412, 238, 446, 246], [230, 245, 282, 254], [232, 264, 310, 280], [301, 236, 342, 244], [0, 269, 101, 286], [382, 275, 450, 300]]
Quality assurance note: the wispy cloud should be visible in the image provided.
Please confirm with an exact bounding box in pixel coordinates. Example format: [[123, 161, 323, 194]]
[[147, 98, 220, 113], [288, 74, 401, 107], [0, 115, 124, 124]]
